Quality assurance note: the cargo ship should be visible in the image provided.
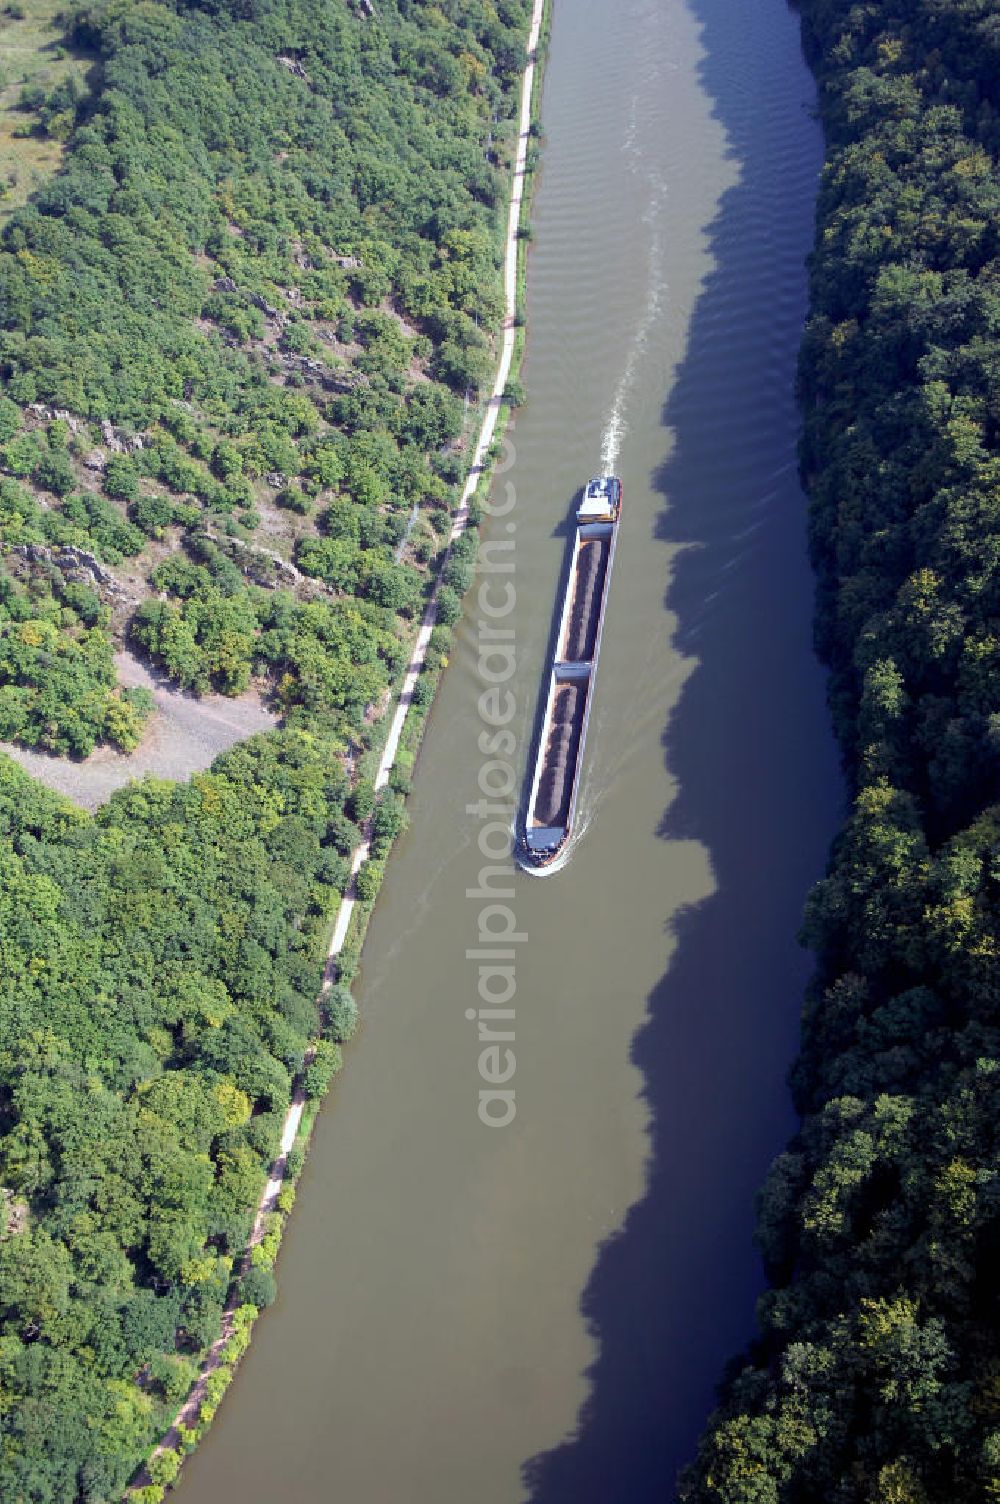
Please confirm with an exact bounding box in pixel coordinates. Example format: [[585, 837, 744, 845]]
[[519, 475, 623, 870]]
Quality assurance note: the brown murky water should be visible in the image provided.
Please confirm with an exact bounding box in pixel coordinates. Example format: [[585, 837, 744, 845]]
[[178, 1, 840, 1499]]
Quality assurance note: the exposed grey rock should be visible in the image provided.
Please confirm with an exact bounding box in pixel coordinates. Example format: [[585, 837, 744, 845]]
[[100, 419, 123, 452], [98, 421, 146, 455], [203, 528, 302, 585], [248, 291, 280, 318], [26, 404, 82, 434], [277, 54, 309, 80], [6, 543, 134, 601]]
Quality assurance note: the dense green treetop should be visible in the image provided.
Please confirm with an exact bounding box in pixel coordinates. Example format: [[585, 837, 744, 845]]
[[0, 736, 355, 1500]]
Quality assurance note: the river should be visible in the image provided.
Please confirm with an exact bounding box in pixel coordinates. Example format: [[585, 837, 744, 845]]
[[176, 0, 841, 1499]]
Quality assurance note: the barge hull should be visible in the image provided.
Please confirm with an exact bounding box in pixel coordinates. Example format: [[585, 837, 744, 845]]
[[521, 477, 622, 868]]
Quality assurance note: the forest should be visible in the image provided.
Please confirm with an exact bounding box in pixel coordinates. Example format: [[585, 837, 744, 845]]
[[681, 2, 1000, 1502], [0, 0, 529, 1498], [0, 0, 523, 754]]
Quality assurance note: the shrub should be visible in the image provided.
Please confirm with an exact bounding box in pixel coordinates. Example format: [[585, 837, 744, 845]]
[[353, 860, 380, 904], [103, 455, 139, 501], [325, 985, 358, 1043], [369, 789, 406, 856], [0, 396, 19, 443], [410, 673, 434, 708], [34, 449, 75, 497], [346, 780, 375, 824], [303, 1040, 343, 1098], [442, 553, 474, 594], [130, 494, 176, 536], [276, 484, 312, 515], [436, 585, 462, 626], [239, 1266, 277, 1310], [148, 1449, 180, 1487]]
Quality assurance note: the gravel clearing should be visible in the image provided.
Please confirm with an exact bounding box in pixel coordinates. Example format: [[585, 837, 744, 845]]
[[0, 650, 278, 810]]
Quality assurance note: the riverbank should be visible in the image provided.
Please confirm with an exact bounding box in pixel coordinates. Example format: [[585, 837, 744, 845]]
[[128, 0, 548, 1495]]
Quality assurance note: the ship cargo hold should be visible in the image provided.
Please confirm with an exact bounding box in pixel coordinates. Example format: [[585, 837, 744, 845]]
[[519, 476, 622, 869]]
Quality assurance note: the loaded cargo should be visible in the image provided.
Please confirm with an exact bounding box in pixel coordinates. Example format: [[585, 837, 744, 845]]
[[519, 476, 622, 869]]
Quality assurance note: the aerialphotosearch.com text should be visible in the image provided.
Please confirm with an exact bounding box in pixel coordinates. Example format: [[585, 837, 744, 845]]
[[465, 425, 524, 1128]]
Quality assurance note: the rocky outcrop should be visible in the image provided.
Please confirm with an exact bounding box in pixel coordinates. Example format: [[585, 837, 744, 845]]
[[214, 277, 281, 319], [6, 543, 134, 602], [277, 54, 309, 80], [27, 404, 83, 433], [99, 420, 146, 455], [248, 291, 280, 318], [202, 529, 302, 586], [1, 1188, 28, 1238]]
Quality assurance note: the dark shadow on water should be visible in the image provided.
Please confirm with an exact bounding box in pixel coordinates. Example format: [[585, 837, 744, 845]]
[[523, 1, 842, 1500]]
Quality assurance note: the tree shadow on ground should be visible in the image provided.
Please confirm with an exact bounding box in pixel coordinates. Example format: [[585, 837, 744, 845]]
[[522, 0, 842, 1499]]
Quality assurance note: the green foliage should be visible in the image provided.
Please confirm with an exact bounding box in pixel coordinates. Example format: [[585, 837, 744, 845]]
[[0, 731, 353, 1494], [0, 397, 21, 442], [302, 1039, 342, 1099], [102, 455, 139, 502], [353, 859, 380, 903], [324, 984, 358, 1044], [239, 1265, 277, 1310], [369, 787, 406, 857], [0, 558, 146, 756], [58, 490, 145, 559], [130, 492, 177, 538], [435, 583, 462, 627], [276, 484, 311, 516], [33, 446, 74, 497], [683, 6, 1000, 1503], [148, 1449, 181, 1488], [442, 528, 478, 596], [0, 0, 521, 432], [132, 569, 403, 720], [346, 777, 375, 824]]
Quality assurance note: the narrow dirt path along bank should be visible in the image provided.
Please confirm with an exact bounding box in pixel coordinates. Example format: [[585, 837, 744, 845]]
[[132, 0, 545, 1492]]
